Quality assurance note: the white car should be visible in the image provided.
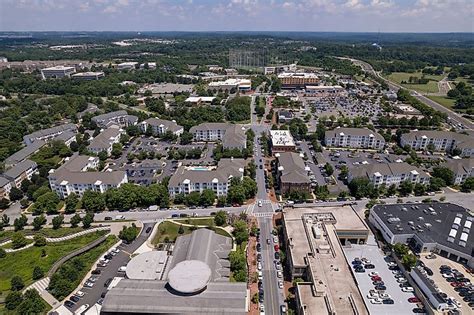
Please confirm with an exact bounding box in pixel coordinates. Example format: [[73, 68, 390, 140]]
[[258, 271, 263, 281], [397, 278, 407, 283], [74, 291, 85, 297], [379, 293, 391, 299], [257, 262, 262, 271], [402, 287, 414, 292], [258, 200, 262, 207], [75, 304, 90, 314], [370, 298, 383, 304], [277, 271, 283, 278], [368, 272, 379, 277], [118, 266, 127, 273], [387, 262, 397, 267], [367, 292, 379, 299], [442, 273, 453, 278], [259, 304, 265, 315], [273, 236, 278, 243], [278, 281, 284, 289]]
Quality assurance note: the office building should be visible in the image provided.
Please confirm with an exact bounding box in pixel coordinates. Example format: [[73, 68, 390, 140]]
[[275, 152, 311, 195], [23, 123, 77, 145], [282, 206, 369, 315], [41, 66, 76, 79], [87, 126, 123, 156], [102, 229, 247, 314], [269, 130, 296, 153], [278, 72, 320, 89], [117, 62, 138, 70], [139, 118, 184, 137], [348, 162, 429, 188], [400, 130, 474, 157], [277, 110, 294, 123], [184, 96, 216, 105], [369, 203, 474, 268], [168, 159, 246, 197], [71, 71, 104, 81], [208, 78, 251, 92], [48, 155, 127, 198], [325, 127, 385, 150], [91, 110, 138, 128]]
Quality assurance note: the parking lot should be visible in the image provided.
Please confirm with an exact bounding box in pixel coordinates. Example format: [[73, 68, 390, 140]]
[[307, 96, 382, 122], [420, 255, 474, 312], [344, 242, 418, 315]]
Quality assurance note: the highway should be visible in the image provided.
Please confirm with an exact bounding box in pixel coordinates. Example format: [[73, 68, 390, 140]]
[[349, 58, 474, 130]]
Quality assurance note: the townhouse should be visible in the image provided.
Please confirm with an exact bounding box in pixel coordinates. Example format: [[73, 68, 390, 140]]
[[87, 126, 124, 156], [23, 123, 77, 146], [348, 162, 430, 188], [49, 155, 127, 198], [91, 110, 138, 129], [168, 159, 246, 197], [441, 158, 474, 185], [325, 127, 385, 150]]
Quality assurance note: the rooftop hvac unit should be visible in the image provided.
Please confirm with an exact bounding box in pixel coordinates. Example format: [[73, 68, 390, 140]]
[[408, 221, 414, 226], [435, 219, 442, 223]]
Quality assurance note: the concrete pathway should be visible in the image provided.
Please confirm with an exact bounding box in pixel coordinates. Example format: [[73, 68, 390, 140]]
[[24, 277, 61, 307]]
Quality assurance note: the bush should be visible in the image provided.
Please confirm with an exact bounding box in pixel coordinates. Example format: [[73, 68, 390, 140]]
[[34, 235, 47, 247], [10, 275, 25, 291], [5, 291, 23, 310], [214, 211, 227, 226], [0, 248, 6, 258], [118, 224, 140, 243], [32, 266, 44, 280], [11, 232, 28, 249]]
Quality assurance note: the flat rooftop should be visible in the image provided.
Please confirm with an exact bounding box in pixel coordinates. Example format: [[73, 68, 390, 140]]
[[126, 251, 168, 280], [270, 130, 295, 147]]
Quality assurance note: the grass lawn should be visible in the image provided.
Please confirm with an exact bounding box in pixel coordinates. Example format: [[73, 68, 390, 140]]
[[0, 230, 108, 293], [152, 221, 231, 244], [0, 238, 34, 249], [0, 227, 87, 242], [175, 217, 217, 226], [386, 72, 442, 94], [427, 95, 457, 109]]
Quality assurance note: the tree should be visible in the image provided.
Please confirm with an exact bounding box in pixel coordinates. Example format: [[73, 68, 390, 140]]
[[10, 275, 25, 291], [348, 178, 376, 199], [200, 189, 216, 207], [14, 214, 28, 231], [0, 248, 6, 258], [17, 289, 47, 315], [11, 232, 28, 249], [214, 210, 228, 226], [2, 214, 10, 226], [0, 198, 9, 209], [232, 220, 249, 245], [65, 193, 79, 214], [432, 167, 455, 186], [413, 183, 426, 196], [393, 243, 409, 258], [52, 214, 64, 230], [32, 266, 44, 280], [399, 181, 413, 196], [461, 177, 474, 192], [70, 214, 82, 228], [9, 187, 23, 201], [20, 199, 30, 209], [118, 223, 140, 243], [32, 214, 47, 230], [178, 225, 185, 234], [33, 192, 60, 215], [111, 143, 123, 159], [5, 291, 23, 310], [34, 235, 47, 247], [429, 177, 446, 191], [185, 191, 201, 206], [81, 190, 106, 212], [82, 213, 94, 229], [402, 253, 418, 270]]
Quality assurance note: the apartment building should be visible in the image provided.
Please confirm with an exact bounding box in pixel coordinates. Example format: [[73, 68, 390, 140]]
[[278, 72, 320, 89], [0, 177, 12, 199], [400, 130, 474, 157], [325, 127, 385, 150], [87, 126, 124, 156], [275, 152, 311, 195], [168, 159, 246, 197], [441, 158, 474, 185], [71, 71, 105, 81], [49, 155, 127, 198], [41, 66, 76, 79], [348, 162, 430, 188], [2, 159, 38, 190], [139, 118, 184, 136], [189, 123, 247, 150], [91, 110, 138, 128], [23, 123, 77, 145]]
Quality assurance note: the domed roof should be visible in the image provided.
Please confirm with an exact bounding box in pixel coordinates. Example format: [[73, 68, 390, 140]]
[[168, 260, 212, 294]]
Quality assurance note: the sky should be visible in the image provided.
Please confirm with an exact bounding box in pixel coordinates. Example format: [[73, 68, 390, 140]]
[[0, 0, 472, 33]]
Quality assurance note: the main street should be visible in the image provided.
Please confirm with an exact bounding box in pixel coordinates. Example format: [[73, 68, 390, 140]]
[[349, 58, 474, 130]]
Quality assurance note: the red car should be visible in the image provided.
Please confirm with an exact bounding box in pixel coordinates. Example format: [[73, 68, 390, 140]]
[[408, 297, 420, 303], [371, 276, 382, 282], [450, 282, 464, 287], [274, 244, 279, 252]]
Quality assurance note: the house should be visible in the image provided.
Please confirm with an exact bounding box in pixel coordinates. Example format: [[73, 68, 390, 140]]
[[348, 162, 430, 188], [275, 152, 311, 195], [189, 123, 247, 150], [325, 127, 385, 150], [23, 123, 77, 145], [91, 110, 138, 128], [269, 130, 296, 153], [400, 130, 474, 157], [139, 118, 184, 136], [41, 66, 76, 79], [168, 159, 246, 197], [49, 155, 127, 198], [87, 126, 124, 156], [441, 158, 474, 185]]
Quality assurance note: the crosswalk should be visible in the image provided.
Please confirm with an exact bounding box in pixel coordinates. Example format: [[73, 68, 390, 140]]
[[26, 277, 50, 294], [253, 212, 273, 218]]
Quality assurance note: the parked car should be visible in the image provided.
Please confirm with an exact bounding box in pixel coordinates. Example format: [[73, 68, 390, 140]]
[[104, 217, 112, 221], [64, 301, 75, 308], [370, 298, 383, 304], [75, 291, 85, 297], [70, 295, 80, 303], [84, 281, 94, 287], [277, 271, 283, 278], [383, 299, 394, 304], [408, 297, 420, 303], [375, 285, 387, 291], [402, 287, 414, 292], [412, 307, 426, 313], [104, 278, 113, 287], [146, 227, 152, 233], [91, 269, 101, 275]]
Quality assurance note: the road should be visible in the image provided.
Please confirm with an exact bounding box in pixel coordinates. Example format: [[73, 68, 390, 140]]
[[349, 58, 474, 130], [69, 222, 155, 313], [250, 123, 285, 314]]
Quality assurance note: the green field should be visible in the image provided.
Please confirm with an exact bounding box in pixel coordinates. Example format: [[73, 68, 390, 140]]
[[386, 72, 442, 94], [175, 217, 218, 226], [152, 221, 231, 244], [0, 230, 108, 293], [427, 95, 457, 109]]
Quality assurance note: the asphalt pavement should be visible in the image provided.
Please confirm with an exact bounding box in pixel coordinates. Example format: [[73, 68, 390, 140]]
[[68, 222, 155, 313]]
